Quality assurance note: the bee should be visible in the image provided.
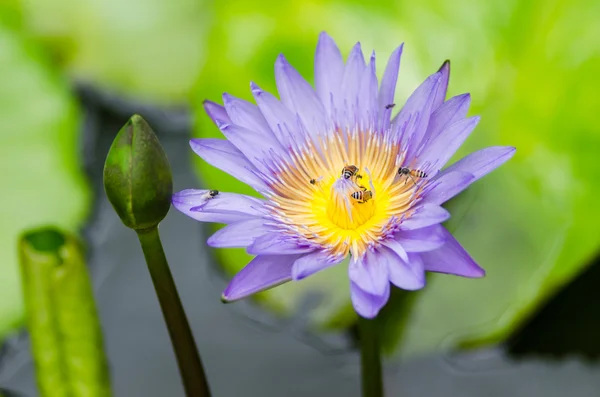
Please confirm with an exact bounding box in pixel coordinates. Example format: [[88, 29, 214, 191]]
[[397, 167, 428, 185], [309, 176, 323, 185], [385, 103, 396, 109], [207, 189, 219, 198], [351, 188, 373, 204], [341, 165, 362, 180]]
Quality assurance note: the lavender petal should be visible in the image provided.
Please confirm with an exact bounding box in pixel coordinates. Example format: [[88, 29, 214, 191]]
[[358, 52, 378, 128], [440, 146, 516, 183], [378, 44, 403, 129], [392, 72, 441, 160], [341, 42, 366, 122], [203, 100, 231, 126], [216, 120, 284, 173], [348, 251, 389, 296], [426, 93, 471, 143], [207, 218, 269, 248], [291, 251, 343, 280], [350, 280, 390, 319], [315, 31, 344, 115], [383, 248, 426, 290], [275, 54, 328, 136], [222, 254, 303, 302], [222, 93, 273, 137], [250, 81, 299, 146], [395, 225, 446, 252], [247, 233, 315, 255], [172, 189, 264, 224], [422, 171, 475, 206], [418, 116, 481, 173], [421, 228, 485, 278], [189, 138, 267, 191], [400, 203, 451, 230], [432, 60, 450, 110]]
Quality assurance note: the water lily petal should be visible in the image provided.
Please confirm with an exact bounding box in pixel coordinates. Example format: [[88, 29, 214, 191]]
[[422, 171, 475, 206], [395, 225, 446, 252], [341, 42, 366, 121], [350, 280, 390, 319], [432, 60, 450, 110], [292, 251, 343, 280], [348, 250, 388, 296], [247, 233, 315, 255], [203, 100, 231, 125], [400, 204, 451, 230], [222, 93, 272, 137], [441, 146, 516, 182], [207, 218, 269, 248], [421, 228, 485, 277], [251, 81, 299, 146], [189, 138, 267, 191], [378, 44, 403, 129], [382, 248, 426, 290], [172, 189, 263, 224], [419, 116, 481, 173], [315, 31, 344, 115], [358, 52, 378, 128], [222, 254, 303, 302]]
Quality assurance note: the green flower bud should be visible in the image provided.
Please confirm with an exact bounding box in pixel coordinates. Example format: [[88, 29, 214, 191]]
[[19, 227, 111, 397], [103, 114, 173, 230]]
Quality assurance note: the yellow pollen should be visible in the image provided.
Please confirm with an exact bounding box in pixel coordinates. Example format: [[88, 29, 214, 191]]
[[267, 129, 421, 258]]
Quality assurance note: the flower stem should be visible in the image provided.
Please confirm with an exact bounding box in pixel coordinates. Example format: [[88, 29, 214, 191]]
[[136, 226, 211, 397], [358, 315, 384, 397]]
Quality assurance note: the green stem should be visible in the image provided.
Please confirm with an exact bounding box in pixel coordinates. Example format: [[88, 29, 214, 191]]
[[358, 315, 384, 397], [136, 227, 211, 397]]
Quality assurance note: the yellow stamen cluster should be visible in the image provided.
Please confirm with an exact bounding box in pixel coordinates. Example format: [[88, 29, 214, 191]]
[[265, 129, 421, 258]]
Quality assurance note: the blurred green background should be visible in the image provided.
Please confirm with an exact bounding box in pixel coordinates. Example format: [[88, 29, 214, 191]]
[[0, 0, 599, 359]]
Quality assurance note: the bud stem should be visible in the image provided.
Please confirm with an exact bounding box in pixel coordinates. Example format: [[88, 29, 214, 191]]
[[136, 226, 211, 397], [358, 315, 384, 397]]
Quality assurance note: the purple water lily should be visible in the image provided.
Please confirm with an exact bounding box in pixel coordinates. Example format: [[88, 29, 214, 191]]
[[172, 32, 515, 318]]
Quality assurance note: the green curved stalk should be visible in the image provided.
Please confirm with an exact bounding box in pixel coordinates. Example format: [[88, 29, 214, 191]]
[[358, 316, 384, 397], [19, 227, 111, 397], [136, 226, 211, 397]]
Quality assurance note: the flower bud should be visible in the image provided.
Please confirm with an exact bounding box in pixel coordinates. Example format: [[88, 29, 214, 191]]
[[103, 114, 173, 230]]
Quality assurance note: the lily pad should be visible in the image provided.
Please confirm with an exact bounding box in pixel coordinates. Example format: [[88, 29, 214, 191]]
[[0, 24, 90, 340], [192, 0, 600, 356]]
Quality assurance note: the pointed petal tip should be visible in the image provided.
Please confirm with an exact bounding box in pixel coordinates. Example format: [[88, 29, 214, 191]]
[[222, 92, 234, 103], [203, 99, 224, 114], [318, 31, 331, 40], [438, 59, 450, 72], [221, 293, 233, 303], [189, 138, 202, 149], [250, 81, 261, 93], [275, 53, 288, 66], [215, 119, 230, 130]]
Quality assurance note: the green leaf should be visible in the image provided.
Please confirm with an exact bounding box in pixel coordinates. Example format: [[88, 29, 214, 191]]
[[0, 24, 90, 340], [16, 0, 211, 103], [191, 0, 600, 356]]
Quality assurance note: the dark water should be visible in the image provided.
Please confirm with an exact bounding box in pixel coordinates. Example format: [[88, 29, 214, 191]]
[[1, 86, 600, 396]]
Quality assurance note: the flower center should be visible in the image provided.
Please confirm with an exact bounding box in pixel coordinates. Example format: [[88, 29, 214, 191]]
[[265, 128, 420, 258]]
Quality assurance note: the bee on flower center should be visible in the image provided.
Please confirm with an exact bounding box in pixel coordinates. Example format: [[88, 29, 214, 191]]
[[207, 189, 219, 198], [397, 167, 428, 185], [309, 176, 324, 185], [351, 188, 373, 204], [341, 165, 362, 181]]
